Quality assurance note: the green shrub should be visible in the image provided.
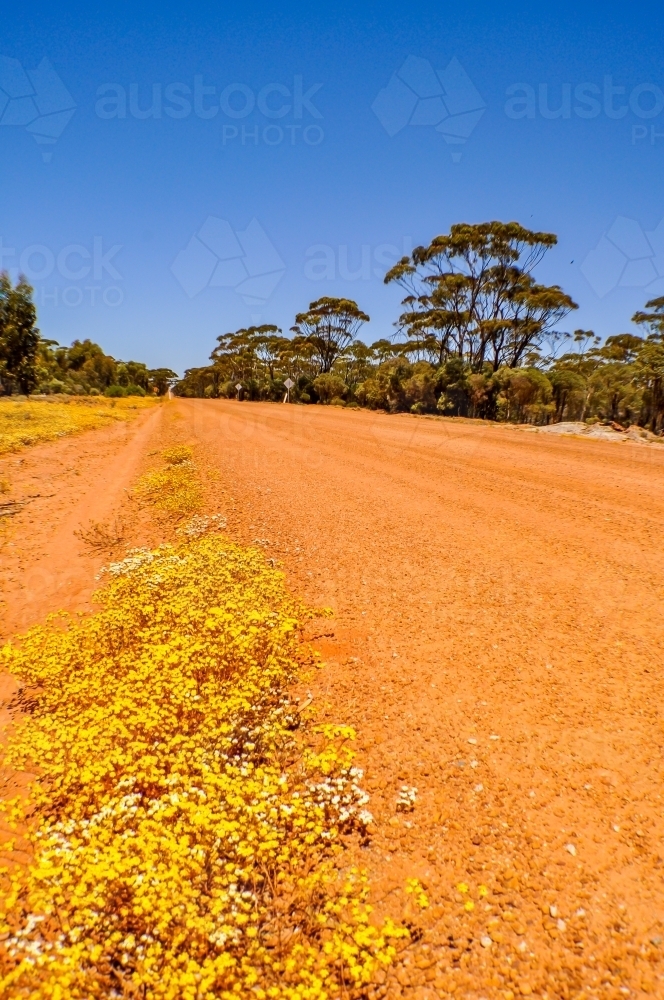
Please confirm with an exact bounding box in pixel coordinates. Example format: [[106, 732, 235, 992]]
[[402, 363, 437, 412], [104, 385, 126, 398], [313, 373, 346, 403], [39, 380, 67, 395]]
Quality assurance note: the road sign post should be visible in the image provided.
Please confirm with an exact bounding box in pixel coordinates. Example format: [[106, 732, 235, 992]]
[[284, 377, 294, 403], [235, 382, 242, 401]]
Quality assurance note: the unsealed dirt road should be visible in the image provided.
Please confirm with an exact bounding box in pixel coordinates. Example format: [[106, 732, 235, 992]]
[[2, 399, 664, 999]]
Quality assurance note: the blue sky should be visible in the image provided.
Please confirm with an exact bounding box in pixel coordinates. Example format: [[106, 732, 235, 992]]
[[2, 1, 664, 374]]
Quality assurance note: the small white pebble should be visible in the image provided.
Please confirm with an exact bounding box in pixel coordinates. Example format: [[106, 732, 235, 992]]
[[565, 843, 577, 856], [467, 738, 477, 745], [474, 783, 484, 793], [529, 790, 536, 798], [575, 908, 586, 918], [480, 935, 492, 949], [549, 905, 558, 917], [470, 759, 479, 769], [557, 918, 567, 932], [518, 940, 528, 952], [613, 824, 620, 832], [489, 734, 500, 740]]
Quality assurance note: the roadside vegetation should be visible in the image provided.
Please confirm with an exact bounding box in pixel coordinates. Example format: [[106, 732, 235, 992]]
[[132, 445, 202, 518], [0, 395, 157, 456], [175, 222, 664, 433], [0, 448, 409, 998]]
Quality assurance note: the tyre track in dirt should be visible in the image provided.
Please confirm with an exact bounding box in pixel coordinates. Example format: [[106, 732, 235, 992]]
[[0, 404, 166, 640], [0, 404, 167, 807], [180, 399, 664, 1000]]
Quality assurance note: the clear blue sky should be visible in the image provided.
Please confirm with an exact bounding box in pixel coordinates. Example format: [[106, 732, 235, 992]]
[[2, 1, 664, 374]]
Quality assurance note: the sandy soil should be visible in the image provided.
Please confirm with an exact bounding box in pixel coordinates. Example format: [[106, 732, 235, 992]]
[[2, 399, 664, 999]]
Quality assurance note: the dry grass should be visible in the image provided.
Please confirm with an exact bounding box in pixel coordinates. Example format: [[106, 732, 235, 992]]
[[74, 517, 127, 552], [0, 397, 158, 455]]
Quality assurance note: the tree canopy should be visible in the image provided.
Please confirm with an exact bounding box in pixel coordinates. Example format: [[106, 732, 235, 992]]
[[290, 297, 370, 373], [0, 273, 40, 394], [384, 221, 577, 371]]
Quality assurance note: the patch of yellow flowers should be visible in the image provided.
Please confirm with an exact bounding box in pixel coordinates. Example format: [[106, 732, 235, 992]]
[[132, 445, 202, 517], [0, 528, 405, 998], [0, 396, 156, 455]]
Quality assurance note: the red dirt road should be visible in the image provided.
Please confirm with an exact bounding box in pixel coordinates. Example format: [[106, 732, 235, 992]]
[[2, 399, 664, 999]]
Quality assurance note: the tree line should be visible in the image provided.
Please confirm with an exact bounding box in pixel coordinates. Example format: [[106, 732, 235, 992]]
[[175, 221, 664, 432], [4, 221, 664, 429], [0, 273, 176, 397]]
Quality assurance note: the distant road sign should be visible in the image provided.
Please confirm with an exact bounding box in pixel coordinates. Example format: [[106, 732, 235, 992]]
[[284, 378, 294, 389], [235, 383, 242, 390]]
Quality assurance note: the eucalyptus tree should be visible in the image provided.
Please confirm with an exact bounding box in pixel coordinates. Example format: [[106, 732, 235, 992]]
[[632, 297, 664, 431], [252, 326, 288, 380], [291, 297, 370, 373], [384, 221, 577, 372], [633, 295, 664, 337], [0, 273, 40, 394], [335, 339, 375, 390]]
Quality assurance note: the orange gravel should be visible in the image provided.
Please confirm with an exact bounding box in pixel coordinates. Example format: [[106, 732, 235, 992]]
[[2, 398, 664, 1000]]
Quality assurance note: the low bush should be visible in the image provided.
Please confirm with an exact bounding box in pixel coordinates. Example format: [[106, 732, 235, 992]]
[[312, 374, 346, 404]]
